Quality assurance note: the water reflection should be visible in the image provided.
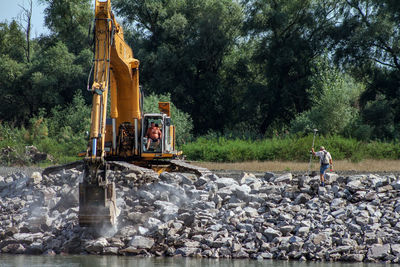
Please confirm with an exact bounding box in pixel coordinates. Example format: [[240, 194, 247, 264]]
[[0, 255, 386, 267]]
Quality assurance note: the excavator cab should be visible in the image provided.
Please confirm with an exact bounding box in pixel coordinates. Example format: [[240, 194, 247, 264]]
[[141, 113, 175, 157], [142, 116, 163, 152]]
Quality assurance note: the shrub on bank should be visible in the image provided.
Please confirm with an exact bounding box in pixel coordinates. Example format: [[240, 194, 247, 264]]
[[1, 121, 399, 165], [182, 134, 400, 162]]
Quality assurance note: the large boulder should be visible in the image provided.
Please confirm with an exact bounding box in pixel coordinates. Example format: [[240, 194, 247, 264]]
[[367, 244, 391, 260], [25, 146, 48, 163], [85, 237, 109, 253], [215, 178, 238, 189], [273, 173, 292, 183], [264, 227, 282, 242], [129, 236, 154, 249]]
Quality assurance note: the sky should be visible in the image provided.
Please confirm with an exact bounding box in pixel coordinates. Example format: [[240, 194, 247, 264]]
[[0, 0, 49, 37]]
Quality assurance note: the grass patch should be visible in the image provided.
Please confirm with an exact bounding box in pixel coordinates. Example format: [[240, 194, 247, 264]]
[[0, 122, 84, 166], [182, 134, 400, 162]]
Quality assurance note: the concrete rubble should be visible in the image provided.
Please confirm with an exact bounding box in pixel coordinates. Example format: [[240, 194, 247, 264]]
[[0, 166, 399, 263]]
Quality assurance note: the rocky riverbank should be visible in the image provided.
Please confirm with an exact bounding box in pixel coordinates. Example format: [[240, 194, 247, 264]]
[[0, 163, 399, 263]]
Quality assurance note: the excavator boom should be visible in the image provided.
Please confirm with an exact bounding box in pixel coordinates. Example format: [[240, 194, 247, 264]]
[[79, 0, 140, 226], [79, 0, 182, 227]]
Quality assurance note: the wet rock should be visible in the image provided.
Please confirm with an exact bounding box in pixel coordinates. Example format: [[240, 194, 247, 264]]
[[129, 236, 154, 249], [13, 233, 44, 244], [103, 247, 119, 255], [344, 254, 365, 262], [175, 247, 201, 257], [62, 236, 82, 254], [367, 244, 391, 260], [119, 247, 148, 256], [26, 241, 43, 254], [2, 243, 26, 254], [85, 237, 109, 253]]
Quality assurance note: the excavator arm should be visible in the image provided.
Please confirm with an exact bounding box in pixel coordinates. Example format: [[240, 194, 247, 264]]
[[79, 0, 183, 227], [88, 0, 141, 161], [79, 0, 141, 226]]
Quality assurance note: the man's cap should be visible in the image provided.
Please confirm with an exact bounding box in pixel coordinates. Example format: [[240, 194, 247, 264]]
[[320, 146, 325, 150]]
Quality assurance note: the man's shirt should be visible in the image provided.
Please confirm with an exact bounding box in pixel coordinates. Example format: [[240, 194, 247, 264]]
[[315, 150, 332, 165]]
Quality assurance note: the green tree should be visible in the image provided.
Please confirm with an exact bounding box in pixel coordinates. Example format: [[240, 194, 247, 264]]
[[0, 54, 27, 122], [290, 56, 364, 136], [244, 0, 341, 135], [218, 40, 266, 139], [25, 42, 90, 115], [48, 90, 91, 139], [113, 0, 243, 133], [332, 0, 400, 140], [40, 0, 93, 55], [0, 21, 29, 122], [358, 69, 400, 140], [0, 20, 26, 62]]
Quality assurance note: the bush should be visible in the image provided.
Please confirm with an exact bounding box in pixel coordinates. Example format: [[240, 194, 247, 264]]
[[0, 123, 29, 165], [143, 93, 194, 146], [0, 91, 89, 166], [290, 56, 364, 136]]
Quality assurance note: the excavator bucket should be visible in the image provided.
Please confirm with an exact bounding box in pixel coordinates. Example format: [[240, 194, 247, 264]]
[[78, 162, 118, 226], [78, 182, 117, 226]]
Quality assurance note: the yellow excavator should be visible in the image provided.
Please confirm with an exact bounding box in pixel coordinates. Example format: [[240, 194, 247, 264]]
[[78, 0, 208, 226]]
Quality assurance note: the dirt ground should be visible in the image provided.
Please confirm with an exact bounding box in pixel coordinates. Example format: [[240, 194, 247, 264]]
[[1, 159, 399, 179], [192, 159, 400, 174]]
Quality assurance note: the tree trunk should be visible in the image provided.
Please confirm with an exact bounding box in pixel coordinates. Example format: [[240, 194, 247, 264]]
[[19, 0, 32, 63]]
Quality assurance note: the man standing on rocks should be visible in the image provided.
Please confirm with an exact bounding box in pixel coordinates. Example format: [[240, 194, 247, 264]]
[[312, 146, 333, 186]]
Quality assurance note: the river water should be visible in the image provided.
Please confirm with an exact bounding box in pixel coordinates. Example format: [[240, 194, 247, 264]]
[[0, 255, 387, 267]]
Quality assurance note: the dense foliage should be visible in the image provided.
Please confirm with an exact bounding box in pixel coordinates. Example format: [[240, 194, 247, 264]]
[[0, 0, 399, 164]]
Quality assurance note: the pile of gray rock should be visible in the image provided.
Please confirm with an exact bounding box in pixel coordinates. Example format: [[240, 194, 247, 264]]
[[0, 164, 399, 263]]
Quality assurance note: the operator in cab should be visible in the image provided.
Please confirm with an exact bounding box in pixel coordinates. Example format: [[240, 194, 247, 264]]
[[145, 122, 162, 150]]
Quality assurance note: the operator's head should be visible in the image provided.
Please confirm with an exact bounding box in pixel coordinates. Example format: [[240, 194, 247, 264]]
[[320, 146, 325, 151], [155, 123, 159, 127], [150, 122, 155, 127]]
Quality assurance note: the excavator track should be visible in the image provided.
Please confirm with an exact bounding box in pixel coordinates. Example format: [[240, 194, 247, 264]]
[[169, 160, 213, 177]]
